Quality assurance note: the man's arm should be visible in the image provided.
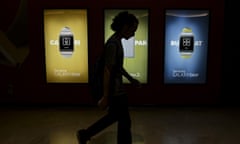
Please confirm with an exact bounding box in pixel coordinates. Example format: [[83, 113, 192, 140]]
[[121, 67, 141, 87], [98, 64, 112, 109]]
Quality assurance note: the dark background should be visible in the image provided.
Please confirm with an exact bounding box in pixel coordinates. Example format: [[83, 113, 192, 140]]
[[0, 0, 237, 107]]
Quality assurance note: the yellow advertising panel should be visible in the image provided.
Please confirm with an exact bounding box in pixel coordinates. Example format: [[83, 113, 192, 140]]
[[44, 9, 88, 83], [104, 9, 149, 83]]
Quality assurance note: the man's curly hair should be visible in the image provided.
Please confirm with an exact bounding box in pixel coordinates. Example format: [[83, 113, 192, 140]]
[[111, 11, 139, 32]]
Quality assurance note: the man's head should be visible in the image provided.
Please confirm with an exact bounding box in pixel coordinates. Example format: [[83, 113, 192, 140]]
[[111, 11, 139, 39]]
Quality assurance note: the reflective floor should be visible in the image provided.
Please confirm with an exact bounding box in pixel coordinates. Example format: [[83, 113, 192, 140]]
[[0, 106, 240, 144]]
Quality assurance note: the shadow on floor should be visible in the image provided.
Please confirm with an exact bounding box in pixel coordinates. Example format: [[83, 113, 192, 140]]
[[90, 131, 144, 144]]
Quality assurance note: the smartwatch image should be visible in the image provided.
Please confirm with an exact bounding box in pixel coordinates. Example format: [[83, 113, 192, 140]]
[[59, 26, 74, 57], [179, 27, 194, 58]]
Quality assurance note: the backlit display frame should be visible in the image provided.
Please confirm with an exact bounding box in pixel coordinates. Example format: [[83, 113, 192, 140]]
[[43, 9, 89, 83], [104, 9, 149, 84], [164, 9, 210, 84]]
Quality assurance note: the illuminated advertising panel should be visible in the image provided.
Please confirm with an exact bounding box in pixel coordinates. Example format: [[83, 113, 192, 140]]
[[44, 9, 88, 83], [164, 9, 209, 84], [104, 9, 149, 83]]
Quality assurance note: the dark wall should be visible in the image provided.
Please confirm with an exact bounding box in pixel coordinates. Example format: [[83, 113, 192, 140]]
[[0, 0, 227, 106], [221, 0, 240, 105]]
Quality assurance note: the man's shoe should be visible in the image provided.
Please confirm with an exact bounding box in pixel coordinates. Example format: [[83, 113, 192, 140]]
[[76, 129, 89, 144]]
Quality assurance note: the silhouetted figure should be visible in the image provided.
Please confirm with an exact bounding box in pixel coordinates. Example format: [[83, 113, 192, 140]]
[[76, 11, 141, 144]]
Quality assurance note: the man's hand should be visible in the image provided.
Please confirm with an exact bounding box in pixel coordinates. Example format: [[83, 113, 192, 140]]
[[98, 96, 109, 110], [130, 78, 141, 88]]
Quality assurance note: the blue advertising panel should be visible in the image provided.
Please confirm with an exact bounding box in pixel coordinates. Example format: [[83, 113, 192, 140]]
[[164, 9, 209, 84]]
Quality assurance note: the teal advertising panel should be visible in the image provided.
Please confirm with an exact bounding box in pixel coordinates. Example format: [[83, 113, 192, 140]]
[[164, 9, 209, 84]]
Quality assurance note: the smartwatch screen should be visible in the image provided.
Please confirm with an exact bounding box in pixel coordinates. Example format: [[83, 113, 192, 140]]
[[180, 36, 194, 53], [60, 35, 74, 52]]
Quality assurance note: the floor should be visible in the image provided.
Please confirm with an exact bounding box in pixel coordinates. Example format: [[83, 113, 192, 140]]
[[0, 106, 240, 144]]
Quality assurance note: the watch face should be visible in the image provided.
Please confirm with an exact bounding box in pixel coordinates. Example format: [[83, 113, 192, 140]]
[[180, 36, 194, 53], [59, 35, 74, 52]]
